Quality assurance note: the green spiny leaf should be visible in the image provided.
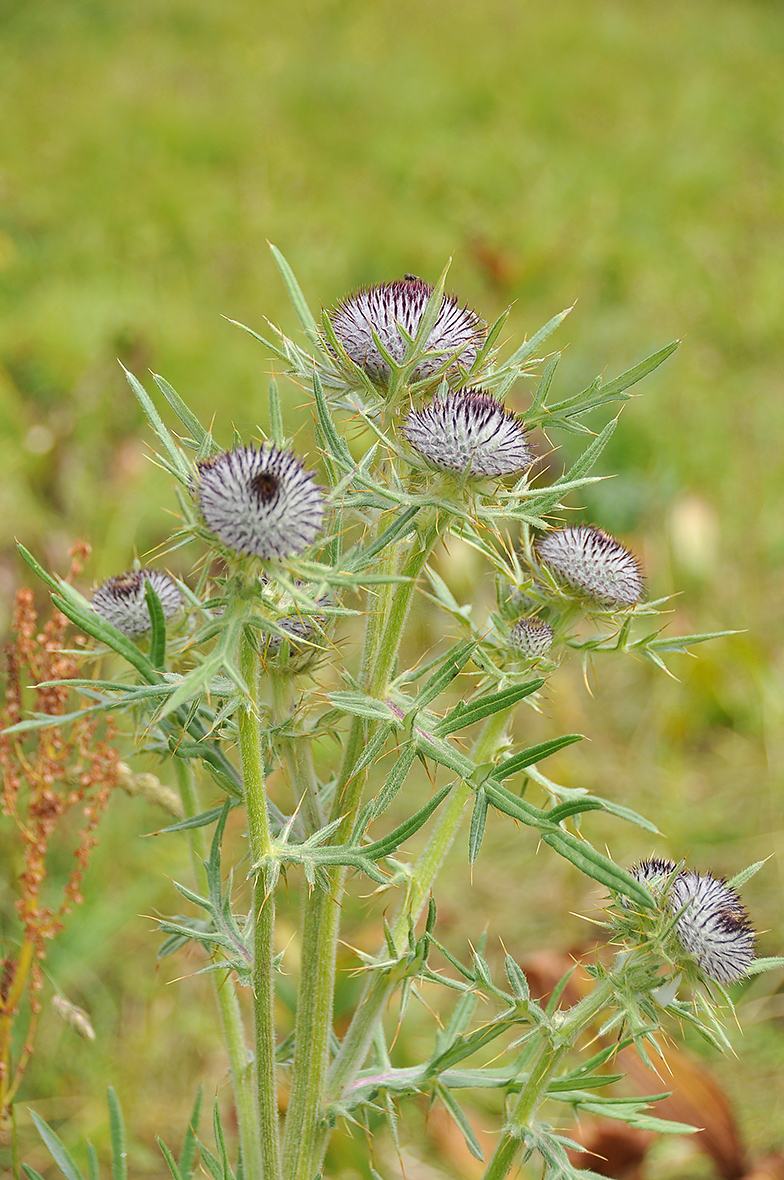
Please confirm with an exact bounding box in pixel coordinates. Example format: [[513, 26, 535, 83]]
[[493, 734, 583, 779], [468, 788, 488, 866], [436, 1085, 484, 1161], [435, 678, 545, 736], [152, 373, 209, 446], [269, 243, 320, 341]]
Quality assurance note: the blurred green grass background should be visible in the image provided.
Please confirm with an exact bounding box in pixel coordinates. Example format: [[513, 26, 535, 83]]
[[1, 0, 783, 1175]]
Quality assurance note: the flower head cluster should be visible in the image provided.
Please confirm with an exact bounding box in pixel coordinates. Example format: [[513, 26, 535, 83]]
[[537, 525, 644, 607], [510, 618, 554, 659], [631, 859, 756, 984], [403, 389, 534, 478], [327, 277, 485, 384], [196, 444, 324, 560], [92, 569, 183, 638]]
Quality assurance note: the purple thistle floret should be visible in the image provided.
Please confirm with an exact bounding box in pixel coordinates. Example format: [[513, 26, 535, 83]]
[[327, 277, 485, 383], [196, 445, 324, 560], [92, 569, 183, 638], [537, 525, 644, 607], [403, 388, 535, 478], [631, 858, 678, 890]]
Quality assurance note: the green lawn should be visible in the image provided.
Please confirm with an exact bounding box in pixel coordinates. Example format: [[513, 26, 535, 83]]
[[1, 1, 783, 1175]]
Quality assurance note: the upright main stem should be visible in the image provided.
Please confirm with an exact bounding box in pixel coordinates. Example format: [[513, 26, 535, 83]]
[[238, 631, 282, 1180], [283, 510, 442, 1179]]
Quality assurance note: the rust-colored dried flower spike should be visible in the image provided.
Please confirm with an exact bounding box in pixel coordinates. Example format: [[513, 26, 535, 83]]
[[0, 547, 118, 1117], [327, 276, 485, 383], [537, 525, 644, 608]]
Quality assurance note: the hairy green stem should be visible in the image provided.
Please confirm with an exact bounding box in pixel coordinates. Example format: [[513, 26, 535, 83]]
[[284, 509, 444, 1178], [270, 671, 323, 833], [173, 759, 261, 1180], [326, 706, 515, 1107], [238, 632, 282, 1180], [391, 704, 513, 946]]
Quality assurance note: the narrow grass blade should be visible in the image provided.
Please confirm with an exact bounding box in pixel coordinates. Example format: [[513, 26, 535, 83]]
[[107, 1088, 127, 1180], [28, 1111, 86, 1180]]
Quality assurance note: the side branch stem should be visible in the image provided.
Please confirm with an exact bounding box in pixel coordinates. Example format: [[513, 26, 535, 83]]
[[238, 631, 282, 1180], [481, 978, 615, 1180], [326, 706, 515, 1105]]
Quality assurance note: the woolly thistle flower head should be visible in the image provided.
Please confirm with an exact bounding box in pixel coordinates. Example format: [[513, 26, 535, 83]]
[[92, 569, 183, 638], [196, 444, 324, 560], [403, 389, 535, 478], [509, 618, 554, 659], [327, 276, 485, 384], [667, 870, 756, 984], [537, 525, 644, 608]]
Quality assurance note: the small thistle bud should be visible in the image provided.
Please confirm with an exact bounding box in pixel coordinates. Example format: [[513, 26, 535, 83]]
[[510, 618, 554, 659], [265, 613, 323, 656], [92, 569, 183, 638], [327, 278, 485, 383], [668, 870, 756, 984], [404, 389, 535, 478], [537, 525, 644, 607], [196, 444, 324, 560]]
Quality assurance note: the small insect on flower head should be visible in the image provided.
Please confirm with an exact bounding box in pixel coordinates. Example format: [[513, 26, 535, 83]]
[[510, 618, 554, 659], [537, 525, 644, 608], [668, 870, 756, 984], [327, 276, 485, 384], [403, 388, 535, 478], [92, 569, 183, 638], [196, 444, 324, 560]]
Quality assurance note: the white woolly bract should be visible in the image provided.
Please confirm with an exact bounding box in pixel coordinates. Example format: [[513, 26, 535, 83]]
[[92, 569, 183, 638], [196, 445, 324, 560], [510, 618, 554, 658], [327, 278, 485, 382], [404, 389, 534, 477], [537, 525, 644, 607], [668, 871, 756, 984]]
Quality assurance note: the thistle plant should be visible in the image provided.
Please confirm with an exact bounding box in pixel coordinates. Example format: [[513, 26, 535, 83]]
[[9, 248, 782, 1180]]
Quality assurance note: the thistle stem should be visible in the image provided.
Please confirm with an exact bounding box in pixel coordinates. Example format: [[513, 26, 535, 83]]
[[173, 758, 261, 1180], [270, 672, 323, 833], [284, 509, 444, 1178], [238, 631, 282, 1180], [481, 978, 615, 1180], [326, 706, 515, 1106]]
